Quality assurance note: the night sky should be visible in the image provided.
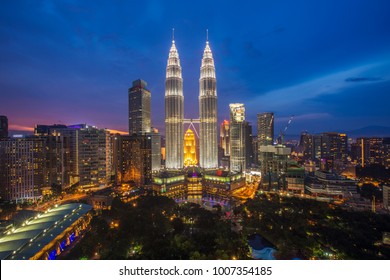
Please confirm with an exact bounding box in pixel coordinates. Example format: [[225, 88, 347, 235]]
[[1, 0, 390, 136]]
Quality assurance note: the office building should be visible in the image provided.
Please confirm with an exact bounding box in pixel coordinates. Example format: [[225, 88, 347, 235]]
[[353, 137, 390, 168], [229, 103, 246, 172], [128, 79, 151, 135], [258, 145, 291, 190], [305, 170, 358, 199], [165, 38, 184, 169], [150, 128, 161, 172], [257, 112, 274, 146], [220, 120, 230, 156], [199, 38, 218, 169], [244, 122, 253, 168]]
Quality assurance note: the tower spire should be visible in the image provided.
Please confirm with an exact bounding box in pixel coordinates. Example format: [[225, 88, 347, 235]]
[[172, 28, 175, 42], [206, 29, 208, 42]]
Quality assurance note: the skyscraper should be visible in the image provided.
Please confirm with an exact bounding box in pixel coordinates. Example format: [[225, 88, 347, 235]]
[[199, 37, 218, 169], [244, 121, 253, 168], [150, 128, 161, 172], [165, 37, 184, 169], [0, 116, 8, 139], [321, 132, 348, 162], [257, 112, 274, 146], [230, 103, 246, 172], [128, 79, 151, 135], [220, 120, 230, 156]]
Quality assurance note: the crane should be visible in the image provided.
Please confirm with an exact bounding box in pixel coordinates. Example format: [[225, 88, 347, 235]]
[[277, 115, 294, 145]]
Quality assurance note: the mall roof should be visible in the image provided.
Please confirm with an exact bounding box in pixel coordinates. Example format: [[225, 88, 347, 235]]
[[0, 203, 92, 260]]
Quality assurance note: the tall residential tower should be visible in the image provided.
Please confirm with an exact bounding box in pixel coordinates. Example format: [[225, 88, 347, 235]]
[[199, 36, 218, 168], [165, 37, 184, 169]]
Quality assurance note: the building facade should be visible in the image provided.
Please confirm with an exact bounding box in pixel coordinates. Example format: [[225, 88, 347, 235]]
[[229, 103, 246, 172], [258, 145, 291, 191], [128, 79, 151, 135], [150, 128, 161, 172], [353, 137, 390, 168], [220, 120, 230, 156], [257, 112, 274, 147], [199, 40, 218, 169], [383, 185, 390, 210], [0, 137, 45, 201], [165, 39, 184, 169]]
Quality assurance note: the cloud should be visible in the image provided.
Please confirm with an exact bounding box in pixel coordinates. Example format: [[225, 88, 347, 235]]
[[244, 42, 262, 59], [345, 77, 383, 82], [249, 60, 390, 112], [275, 113, 332, 123], [9, 124, 34, 132]]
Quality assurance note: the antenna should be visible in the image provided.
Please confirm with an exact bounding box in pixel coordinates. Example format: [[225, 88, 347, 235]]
[[206, 29, 209, 42], [172, 28, 175, 42]]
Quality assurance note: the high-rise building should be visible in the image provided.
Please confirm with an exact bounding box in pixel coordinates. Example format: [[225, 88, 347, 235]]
[[184, 128, 197, 166], [321, 132, 348, 162], [384, 185, 390, 210], [36, 124, 111, 188], [35, 125, 72, 190], [257, 112, 274, 146], [229, 103, 246, 172], [244, 122, 253, 168], [128, 79, 151, 135], [0, 137, 45, 202], [150, 128, 161, 172], [40, 133, 71, 190], [252, 136, 259, 166], [199, 38, 218, 169], [353, 137, 390, 168], [75, 125, 110, 188], [165, 38, 184, 169], [300, 131, 313, 160], [110, 134, 152, 187], [0, 116, 8, 139], [258, 145, 291, 190], [220, 120, 230, 156]]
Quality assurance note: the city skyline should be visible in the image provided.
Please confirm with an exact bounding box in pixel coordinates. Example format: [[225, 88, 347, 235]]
[[1, 1, 390, 136]]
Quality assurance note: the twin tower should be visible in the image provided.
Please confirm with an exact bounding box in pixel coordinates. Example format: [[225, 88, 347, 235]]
[[165, 35, 218, 169]]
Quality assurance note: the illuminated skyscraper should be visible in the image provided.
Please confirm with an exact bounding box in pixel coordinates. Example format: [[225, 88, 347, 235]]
[[230, 103, 246, 172], [165, 35, 184, 169], [220, 120, 230, 156], [184, 128, 197, 166], [128, 79, 151, 135], [257, 112, 274, 146], [150, 128, 161, 172], [199, 35, 218, 168]]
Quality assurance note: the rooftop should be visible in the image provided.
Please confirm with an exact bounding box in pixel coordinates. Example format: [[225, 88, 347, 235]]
[[0, 203, 92, 260]]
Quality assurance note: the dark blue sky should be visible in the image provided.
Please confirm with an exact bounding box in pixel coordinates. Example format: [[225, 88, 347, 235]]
[[1, 0, 390, 135]]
